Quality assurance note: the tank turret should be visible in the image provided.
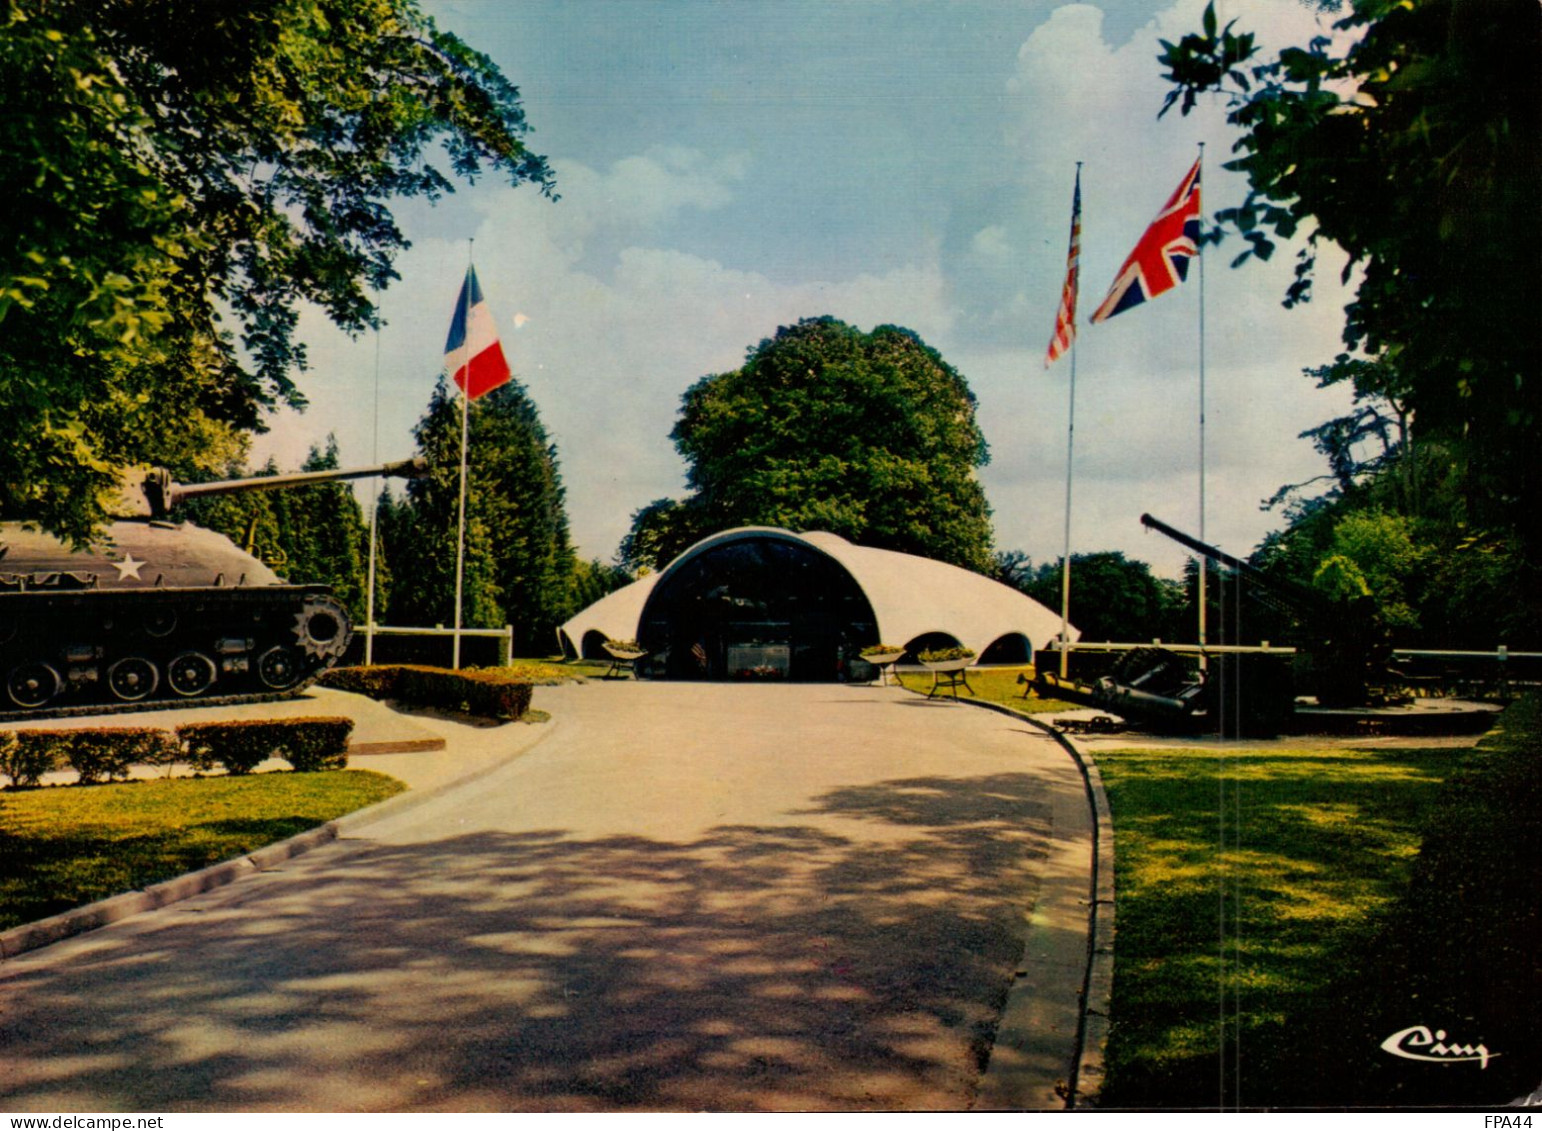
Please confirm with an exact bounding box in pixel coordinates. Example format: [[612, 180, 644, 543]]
[[0, 458, 424, 718]]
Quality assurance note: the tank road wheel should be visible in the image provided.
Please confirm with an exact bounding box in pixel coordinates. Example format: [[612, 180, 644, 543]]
[[256, 645, 303, 691], [143, 609, 177, 638], [166, 651, 217, 697], [291, 597, 350, 661], [7, 662, 61, 709], [107, 656, 159, 702]]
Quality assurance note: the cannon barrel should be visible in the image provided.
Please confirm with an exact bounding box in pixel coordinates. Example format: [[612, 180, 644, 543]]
[[142, 457, 427, 518], [1140, 512, 1331, 619]]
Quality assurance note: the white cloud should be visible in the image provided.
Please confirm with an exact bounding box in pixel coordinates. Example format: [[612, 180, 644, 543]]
[[549, 146, 749, 241], [255, 0, 1359, 582], [257, 157, 955, 563], [971, 225, 1014, 260]]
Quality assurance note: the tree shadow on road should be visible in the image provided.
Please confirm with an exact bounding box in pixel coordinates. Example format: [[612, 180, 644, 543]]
[[0, 770, 1081, 1113]]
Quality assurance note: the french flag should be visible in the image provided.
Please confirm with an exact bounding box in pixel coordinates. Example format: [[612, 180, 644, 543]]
[[444, 265, 512, 400]]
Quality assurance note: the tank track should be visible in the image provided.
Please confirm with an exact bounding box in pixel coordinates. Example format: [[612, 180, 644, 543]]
[[0, 585, 350, 721]]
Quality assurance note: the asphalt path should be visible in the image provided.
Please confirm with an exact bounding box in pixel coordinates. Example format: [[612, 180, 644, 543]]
[[0, 682, 1089, 1112]]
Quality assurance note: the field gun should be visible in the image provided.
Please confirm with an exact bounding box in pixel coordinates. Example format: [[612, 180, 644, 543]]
[[1034, 513, 1386, 736], [1138, 513, 1385, 708]]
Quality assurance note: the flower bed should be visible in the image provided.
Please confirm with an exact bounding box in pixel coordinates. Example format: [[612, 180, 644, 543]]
[[918, 646, 975, 668]]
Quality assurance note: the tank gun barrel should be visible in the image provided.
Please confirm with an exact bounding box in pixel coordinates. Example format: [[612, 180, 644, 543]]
[[142, 457, 427, 518]]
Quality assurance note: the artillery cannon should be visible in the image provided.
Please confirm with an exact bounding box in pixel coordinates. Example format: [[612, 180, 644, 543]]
[[0, 458, 424, 718], [1137, 513, 1384, 708], [1034, 514, 1380, 736]]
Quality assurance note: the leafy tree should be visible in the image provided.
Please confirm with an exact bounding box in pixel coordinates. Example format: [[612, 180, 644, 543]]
[[627, 317, 995, 572], [1311, 510, 1430, 637], [1015, 551, 1183, 643], [385, 377, 576, 655], [273, 440, 375, 622], [617, 498, 701, 574], [1254, 495, 1538, 650], [1159, 0, 1541, 564], [989, 548, 1035, 592], [0, 0, 553, 543], [570, 557, 634, 612]]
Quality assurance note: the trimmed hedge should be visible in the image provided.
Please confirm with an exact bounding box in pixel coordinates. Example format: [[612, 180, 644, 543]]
[[0, 718, 354, 786], [318, 664, 535, 720], [1, 727, 178, 787], [177, 717, 354, 775]]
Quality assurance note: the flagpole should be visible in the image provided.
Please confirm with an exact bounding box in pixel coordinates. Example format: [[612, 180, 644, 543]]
[[452, 243, 473, 671], [1060, 338, 1077, 678], [1058, 161, 1083, 680], [1197, 143, 1208, 657], [365, 324, 382, 664]]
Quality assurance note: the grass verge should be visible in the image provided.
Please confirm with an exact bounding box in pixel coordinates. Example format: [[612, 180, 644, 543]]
[[1096, 694, 1541, 1108], [0, 770, 404, 932], [893, 664, 1078, 714]]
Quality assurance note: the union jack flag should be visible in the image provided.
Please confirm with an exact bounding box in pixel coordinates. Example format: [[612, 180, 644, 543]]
[[1091, 157, 1201, 323], [1045, 167, 1081, 367]]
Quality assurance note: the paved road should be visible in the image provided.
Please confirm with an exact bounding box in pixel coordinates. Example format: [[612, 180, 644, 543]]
[[0, 682, 1088, 1112]]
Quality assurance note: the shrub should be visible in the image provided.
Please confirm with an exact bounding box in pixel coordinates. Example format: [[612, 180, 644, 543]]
[[178, 717, 354, 775], [62, 728, 177, 784], [318, 664, 535, 720], [860, 644, 903, 657], [279, 719, 355, 772], [0, 731, 53, 789], [315, 665, 399, 700]]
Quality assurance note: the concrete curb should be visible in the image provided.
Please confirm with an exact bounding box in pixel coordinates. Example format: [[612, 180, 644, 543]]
[[1030, 714, 1117, 1110], [926, 693, 1116, 1111], [0, 718, 560, 964], [0, 824, 337, 961]]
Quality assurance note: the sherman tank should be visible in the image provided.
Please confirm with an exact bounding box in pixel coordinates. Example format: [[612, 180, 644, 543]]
[[0, 458, 424, 719]]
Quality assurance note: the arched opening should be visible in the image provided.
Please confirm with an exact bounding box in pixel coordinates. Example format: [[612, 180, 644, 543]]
[[638, 535, 879, 681], [580, 629, 612, 661], [978, 632, 1032, 665], [901, 631, 964, 665]]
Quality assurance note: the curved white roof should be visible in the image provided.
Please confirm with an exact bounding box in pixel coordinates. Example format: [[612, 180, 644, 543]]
[[559, 527, 1074, 662], [557, 568, 661, 655], [796, 530, 1073, 657]]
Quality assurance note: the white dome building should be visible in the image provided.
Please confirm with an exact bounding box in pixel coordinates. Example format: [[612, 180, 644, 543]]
[[559, 527, 1074, 681]]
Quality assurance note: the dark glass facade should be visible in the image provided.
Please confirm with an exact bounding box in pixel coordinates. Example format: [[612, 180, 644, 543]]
[[637, 536, 879, 681]]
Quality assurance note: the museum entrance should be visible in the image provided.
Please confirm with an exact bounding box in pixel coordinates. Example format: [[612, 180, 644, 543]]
[[637, 535, 879, 681]]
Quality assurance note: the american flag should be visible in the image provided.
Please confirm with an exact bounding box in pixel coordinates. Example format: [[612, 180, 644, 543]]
[[1091, 157, 1201, 323], [1045, 167, 1082, 368]]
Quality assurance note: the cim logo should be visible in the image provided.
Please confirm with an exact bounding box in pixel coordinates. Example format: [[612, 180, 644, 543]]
[[1381, 1025, 1499, 1069]]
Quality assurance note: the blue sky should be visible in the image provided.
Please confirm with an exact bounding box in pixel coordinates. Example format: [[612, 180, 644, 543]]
[[257, 0, 1358, 577]]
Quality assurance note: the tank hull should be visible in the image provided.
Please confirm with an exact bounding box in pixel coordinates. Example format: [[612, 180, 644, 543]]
[[0, 583, 350, 720]]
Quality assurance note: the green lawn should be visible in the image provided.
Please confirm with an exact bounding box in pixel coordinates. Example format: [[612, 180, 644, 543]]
[[883, 665, 1538, 1107], [894, 664, 1078, 713], [0, 770, 404, 931], [493, 660, 592, 683], [1095, 741, 1451, 1106], [1094, 699, 1542, 1108]]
